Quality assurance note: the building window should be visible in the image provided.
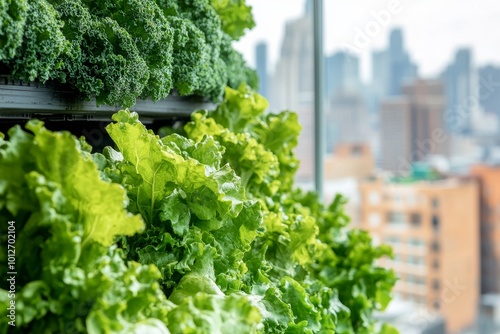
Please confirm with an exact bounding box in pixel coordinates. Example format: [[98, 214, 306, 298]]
[[407, 193, 417, 206], [431, 241, 440, 252], [387, 212, 406, 226], [433, 280, 440, 291], [408, 275, 425, 285], [433, 259, 439, 269], [409, 238, 425, 248], [432, 215, 440, 231], [384, 236, 401, 247], [369, 213, 381, 227], [408, 255, 424, 266], [433, 300, 440, 310], [351, 145, 362, 156], [431, 197, 439, 208], [410, 213, 421, 227]]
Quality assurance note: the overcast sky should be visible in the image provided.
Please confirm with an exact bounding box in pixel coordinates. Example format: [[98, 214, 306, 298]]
[[234, 0, 500, 83]]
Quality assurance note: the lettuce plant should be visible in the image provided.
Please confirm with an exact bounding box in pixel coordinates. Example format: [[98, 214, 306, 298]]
[[0, 86, 397, 333]]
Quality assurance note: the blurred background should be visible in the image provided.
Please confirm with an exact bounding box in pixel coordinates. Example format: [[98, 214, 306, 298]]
[[234, 1, 500, 333]]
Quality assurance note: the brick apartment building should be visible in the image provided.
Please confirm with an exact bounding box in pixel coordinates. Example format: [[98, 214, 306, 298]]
[[360, 175, 479, 334], [471, 165, 500, 294]]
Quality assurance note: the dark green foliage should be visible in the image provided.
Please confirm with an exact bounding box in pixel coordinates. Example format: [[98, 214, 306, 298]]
[[57, 1, 150, 107], [7, 0, 67, 82], [169, 0, 228, 99], [0, 0, 257, 106], [0, 0, 28, 60], [82, 0, 175, 101], [168, 16, 209, 95], [220, 33, 258, 93]]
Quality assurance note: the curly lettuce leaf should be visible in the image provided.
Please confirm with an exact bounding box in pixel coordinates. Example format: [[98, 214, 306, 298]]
[[0, 121, 170, 333]]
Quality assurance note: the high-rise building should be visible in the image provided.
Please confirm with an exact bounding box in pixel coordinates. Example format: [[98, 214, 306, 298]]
[[255, 42, 268, 99], [380, 96, 412, 173], [324, 51, 367, 152], [325, 51, 361, 99], [470, 165, 500, 294], [442, 49, 477, 134], [478, 65, 500, 118], [388, 29, 418, 96], [360, 174, 480, 334], [327, 91, 369, 151], [369, 28, 418, 115], [369, 50, 390, 114], [380, 79, 449, 173], [270, 0, 314, 180]]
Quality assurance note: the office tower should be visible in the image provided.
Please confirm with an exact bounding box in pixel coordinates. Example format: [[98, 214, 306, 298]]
[[442, 49, 477, 134], [324, 51, 366, 153], [327, 91, 369, 151], [270, 0, 314, 180], [471, 165, 500, 294], [478, 65, 500, 119], [403, 80, 450, 159], [388, 29, 418, 96], [255, 42, 268, 99], [369, 50, 391, 115], [369, 28, 418, 115], [380, 96, 412, 173], [380, 80, 449, 173], [360, 174, 479, 334], [325, 51, 361, 99]]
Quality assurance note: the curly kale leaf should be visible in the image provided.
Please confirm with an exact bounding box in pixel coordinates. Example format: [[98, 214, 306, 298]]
[[0, 0, 28, 60], [55, 0, 149, 107], [167, 16, 209, 96], [82, 0, 175, 101], [8, 0, 67, 82]]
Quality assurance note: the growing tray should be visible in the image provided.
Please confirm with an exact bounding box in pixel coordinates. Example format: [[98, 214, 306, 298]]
[[0, 75, 216, 121]]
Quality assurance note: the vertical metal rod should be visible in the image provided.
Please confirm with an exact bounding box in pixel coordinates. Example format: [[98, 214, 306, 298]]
[[313, 0, 324, 200]]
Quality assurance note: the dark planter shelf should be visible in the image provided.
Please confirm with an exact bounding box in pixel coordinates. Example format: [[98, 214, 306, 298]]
[[0, 76, 216, 121]]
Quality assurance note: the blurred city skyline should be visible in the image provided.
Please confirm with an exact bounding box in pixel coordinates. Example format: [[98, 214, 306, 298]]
[[235, 0, 500, 82], [235, 2, 500, 332]]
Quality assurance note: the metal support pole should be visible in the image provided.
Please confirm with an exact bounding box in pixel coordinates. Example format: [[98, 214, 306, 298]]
[[313, 0, 324, 200]]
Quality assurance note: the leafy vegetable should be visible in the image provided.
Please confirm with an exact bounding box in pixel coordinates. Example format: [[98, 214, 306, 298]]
[[181, 85, 398, 332], [98, 86, 398, 333], [82, 0, 175, 101], [7, 0, 67, 82], [55, 0, 150, 107], [0, 85, 397, 333], [0, 0, 28, 60], [0, 121, 170, 333], [211, 0, 255, 40], [0, 0, 257, 106]]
